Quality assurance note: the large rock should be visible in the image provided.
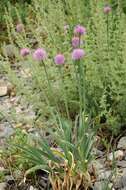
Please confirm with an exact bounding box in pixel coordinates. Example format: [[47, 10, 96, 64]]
[[117, 137, 126, 150], [0, 183, 7, 190]]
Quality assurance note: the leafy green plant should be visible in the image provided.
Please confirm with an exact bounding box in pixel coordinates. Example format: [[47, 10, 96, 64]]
[[18, 116, 95, 190], [3, 0, 126, 135], [1, 128, 30, 171]]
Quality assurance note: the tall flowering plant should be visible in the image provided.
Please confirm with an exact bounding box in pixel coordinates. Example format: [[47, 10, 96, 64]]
[[14, 25, 95, 190]]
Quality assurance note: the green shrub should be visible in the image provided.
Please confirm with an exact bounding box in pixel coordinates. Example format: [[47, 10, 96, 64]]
[[2, 0, 126, 135]]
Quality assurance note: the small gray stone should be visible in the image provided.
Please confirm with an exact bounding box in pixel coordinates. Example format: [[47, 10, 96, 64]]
[[91, 159, 105, 170], [93, 181, 112, 190], [0, 183, 7, 190], [118, 137, 126, 150], [0, 123, 14, 139], [114, 172, 126, 189], [92, 148, 104, 157], [0, 81, 8, 97], [108, 150, 124, 161], [94, 181, 103, 190], [117, 160, 126, 168], [97, 170, 111, 180], [29, 186, 35, 190], [89, 159, 105, 177], [5, 175, 15, 185]]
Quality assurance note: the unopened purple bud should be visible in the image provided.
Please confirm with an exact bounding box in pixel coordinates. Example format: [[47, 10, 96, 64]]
[[104, 6, 111, 14], [33, 48, 47, 61], [72, 49, 85, 60], [20, 48, 30, 57], [54, 54, 65, 65], [74, 25, 86, 35]]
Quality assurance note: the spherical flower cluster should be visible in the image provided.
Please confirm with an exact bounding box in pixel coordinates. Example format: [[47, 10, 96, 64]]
[[20, 23, 86, 62], [54, 54, 65, 65], [72, 49, 85, 60], [33, 48, 47, 61], [104, 5, 111, 14], [20, 48, 30, 57], [16, 23, 24, 33], [74, 25, 86, 35]]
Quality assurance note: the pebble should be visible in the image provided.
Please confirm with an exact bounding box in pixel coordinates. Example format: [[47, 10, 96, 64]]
[[113, 168, 126, 189], [114, 176, 126, 189], [0, 81, 15, 97], [108, 150, 124, 161], [0, 83, 8, 97], [118, 137, 126, 150], [92, 148, 104, 157], [29, 186, 35, 190], [97, 170, 111, 180], [93, 181, 113, 190], [117, 160, 126, 168], [5, 175, 15, 185], [0, 123, 14, 139]]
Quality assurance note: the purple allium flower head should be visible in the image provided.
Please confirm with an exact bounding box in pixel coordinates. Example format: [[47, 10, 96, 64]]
[[54, 54, 65, 65], [20, 48, 30, 57], [72, 49, 85, 60], [33, 48, 47, 61], [16, 23, 24, 33], [104, 5, 111, 14], [74, 25, 86, 35], [72, 37, 80, 48]]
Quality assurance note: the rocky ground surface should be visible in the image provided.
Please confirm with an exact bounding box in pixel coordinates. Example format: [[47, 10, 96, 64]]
[[0, 45, 126, 190]]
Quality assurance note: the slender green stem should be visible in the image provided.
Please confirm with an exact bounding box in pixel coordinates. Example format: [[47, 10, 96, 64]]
[[31, 60, 59, 126], [107, 14, 109, 51], [58, 66, 70, 120], [77, 60, 86, 114], [34, 74, 58, 126], [42, 61, 60, 115], [74, 62, 82, 114], [42, 61, 52, 90]]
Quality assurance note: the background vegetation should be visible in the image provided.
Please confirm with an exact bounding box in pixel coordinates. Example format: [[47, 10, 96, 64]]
[[1, 0, 126, 189]]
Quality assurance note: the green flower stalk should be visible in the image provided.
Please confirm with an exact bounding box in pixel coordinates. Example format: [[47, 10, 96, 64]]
[[54, 54, 70, 119], [72, 48, 86, 114]]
